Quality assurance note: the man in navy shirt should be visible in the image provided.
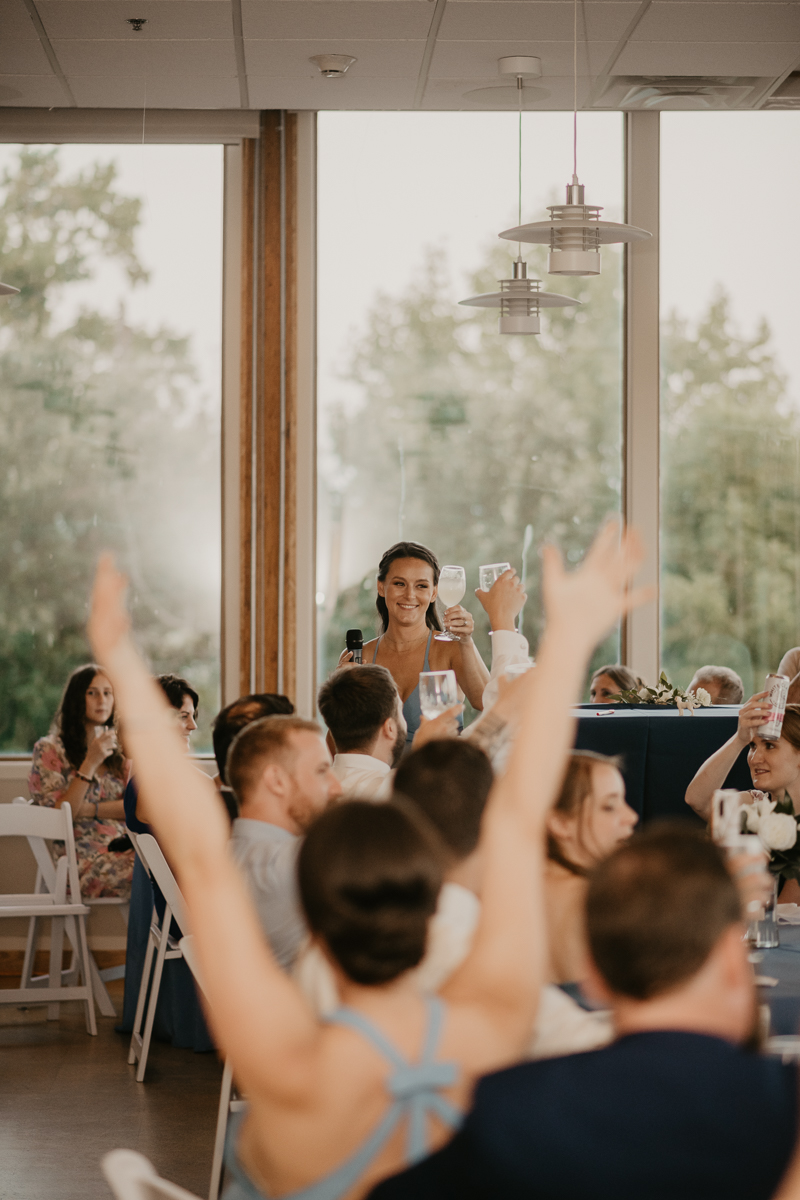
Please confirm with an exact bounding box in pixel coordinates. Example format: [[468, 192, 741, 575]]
[[370, 825, 798, 1200]]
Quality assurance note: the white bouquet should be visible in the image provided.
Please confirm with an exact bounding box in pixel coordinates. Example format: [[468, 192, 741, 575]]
[[738, 791, 800, 877]]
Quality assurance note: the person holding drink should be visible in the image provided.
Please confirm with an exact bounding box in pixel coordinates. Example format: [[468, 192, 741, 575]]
[[29, 662, 133, 897], [339, 542, 490, 747]]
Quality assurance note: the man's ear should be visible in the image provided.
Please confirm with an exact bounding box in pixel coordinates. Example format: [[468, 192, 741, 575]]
[[381, 716, 397, 742], [581, 954, 615, 1008], [261, 761, 286, 795]]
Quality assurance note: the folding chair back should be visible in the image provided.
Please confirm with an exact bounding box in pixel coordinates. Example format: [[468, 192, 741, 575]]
[[102, 1149, 202, 1200], [0, 800, 96, 1034], [127, 833, 190, 1081], [137, 835, 191, 934]]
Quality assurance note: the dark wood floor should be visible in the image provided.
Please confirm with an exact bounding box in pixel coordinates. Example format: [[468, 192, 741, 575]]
[[0, 980, 223, 1200]]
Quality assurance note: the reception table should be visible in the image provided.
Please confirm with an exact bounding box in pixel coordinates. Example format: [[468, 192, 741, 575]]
[[761, 923, 800, 1036], [573, 705, 752, 825]]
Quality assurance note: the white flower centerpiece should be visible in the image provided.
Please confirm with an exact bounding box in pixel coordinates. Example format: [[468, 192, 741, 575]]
[[614, 672, 713, 715], [739, 792, 800, 881]]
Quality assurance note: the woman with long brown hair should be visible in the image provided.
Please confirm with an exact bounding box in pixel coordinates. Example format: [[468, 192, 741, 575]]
[[29, 662, 133, 897]]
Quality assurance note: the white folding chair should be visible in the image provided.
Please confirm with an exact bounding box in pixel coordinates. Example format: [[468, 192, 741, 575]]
[[180, 934, 245, 1200], [128, 833, 190, 1082], [0, 800, 96, 1034], [102, 1148, 202, 1200], [14, 796, 128, 1017]]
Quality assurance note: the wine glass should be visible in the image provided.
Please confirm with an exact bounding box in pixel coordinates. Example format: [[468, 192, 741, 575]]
[[479, 561, 512, 592], [419, 670, 459, 720], [435, 565, 467, 642]]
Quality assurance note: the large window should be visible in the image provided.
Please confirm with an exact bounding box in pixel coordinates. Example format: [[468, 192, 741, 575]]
[[0, 144, 223, 751], [660, 114, 800, 696], [317, 112, 624, 693]]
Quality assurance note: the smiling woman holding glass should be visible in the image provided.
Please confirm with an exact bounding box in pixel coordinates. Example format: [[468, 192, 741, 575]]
[[29, 662, 133, 897], [339, 542, 490, 747]]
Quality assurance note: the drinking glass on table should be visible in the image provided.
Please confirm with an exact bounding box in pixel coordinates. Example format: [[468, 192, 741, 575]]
[[435, 565, 467, 642], [419, 670, 459, 720], [479, 562, 512, 592]]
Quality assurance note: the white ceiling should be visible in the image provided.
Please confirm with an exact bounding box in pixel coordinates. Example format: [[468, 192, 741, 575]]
[[1, 0, 799, 112]]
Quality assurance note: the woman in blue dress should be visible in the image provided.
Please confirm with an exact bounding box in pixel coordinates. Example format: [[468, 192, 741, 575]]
[[342, 542, 489, 748]]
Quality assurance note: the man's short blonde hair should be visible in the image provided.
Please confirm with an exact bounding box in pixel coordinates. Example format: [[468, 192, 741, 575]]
[[227, 715, 321, 801]]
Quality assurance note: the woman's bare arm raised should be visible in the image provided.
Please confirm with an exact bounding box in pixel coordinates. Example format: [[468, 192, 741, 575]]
[[87, 557, 321, 1104], [441, 522, 651, 1058]]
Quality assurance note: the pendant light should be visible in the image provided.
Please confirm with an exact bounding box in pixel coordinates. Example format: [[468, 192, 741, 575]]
[[459, 69, 579, 335], [498, 0, 651, 276]]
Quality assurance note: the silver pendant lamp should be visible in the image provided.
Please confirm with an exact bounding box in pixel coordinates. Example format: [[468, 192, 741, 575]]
[[499, 0, 651, 276], [459, 65, 580, 335]]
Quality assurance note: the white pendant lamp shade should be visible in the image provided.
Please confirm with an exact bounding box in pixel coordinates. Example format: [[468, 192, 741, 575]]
[[459, 258, 579, 335], [0, 281, 19, 295], [499, 176, 651, 277]]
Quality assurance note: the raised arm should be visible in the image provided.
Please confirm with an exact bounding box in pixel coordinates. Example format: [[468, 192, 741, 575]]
[[441, 522, 651, 1054], [685, 691, 768, 818], [87, 558, 320, 1104]]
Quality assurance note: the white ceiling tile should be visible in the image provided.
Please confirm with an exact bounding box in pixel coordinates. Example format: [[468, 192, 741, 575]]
[[69, 74, 242, 106], [52, 38, 238, 74], [632, 2, 800, 42], [242, 2, 433, 39], [438, 2, 640, 42], [244, 37, 424, 75], [0, 73, 69, 104], [614, 39, 800, 74], [430, 39, 617, 76], [0, 0, 46, 40], [247, 73, 416, 106], [0, 39, 54, 73], [38, 2, 235, 41]]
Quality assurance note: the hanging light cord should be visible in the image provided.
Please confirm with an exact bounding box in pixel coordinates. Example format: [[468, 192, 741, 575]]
[[518, 75, 523, 258], [572, 0, 578, 182]]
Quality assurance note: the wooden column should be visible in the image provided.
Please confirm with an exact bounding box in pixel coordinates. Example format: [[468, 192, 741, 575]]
[[238, 112, 300, 701]]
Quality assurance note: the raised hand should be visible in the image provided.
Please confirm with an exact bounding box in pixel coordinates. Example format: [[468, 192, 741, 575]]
[[475, 568, 527, 632], [736, 691, 770, 745], [87, 554, 131, 665], [541, 519, 651, 651]]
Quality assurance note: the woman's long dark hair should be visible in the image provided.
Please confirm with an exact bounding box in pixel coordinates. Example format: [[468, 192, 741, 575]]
[[54, 663, 123, 772], [376, 542, 442, 634]]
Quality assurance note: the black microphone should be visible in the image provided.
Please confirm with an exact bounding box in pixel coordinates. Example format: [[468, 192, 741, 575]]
[[346, 629, 363, 664]]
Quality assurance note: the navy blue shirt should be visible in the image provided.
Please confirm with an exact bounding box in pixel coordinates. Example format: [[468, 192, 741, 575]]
[[123, 778, 176, 932], [369, 1031, 798, 1200]]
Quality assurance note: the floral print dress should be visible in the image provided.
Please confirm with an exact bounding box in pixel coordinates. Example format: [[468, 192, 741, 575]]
[[28, 734, 135, 899]]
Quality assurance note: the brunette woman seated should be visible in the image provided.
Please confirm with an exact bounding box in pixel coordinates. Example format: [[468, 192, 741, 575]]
[[29, 662, 133, 898], [545, 751, 638, 988]]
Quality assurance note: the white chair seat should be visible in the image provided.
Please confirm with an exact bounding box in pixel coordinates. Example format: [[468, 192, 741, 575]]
[[103, 1149, 202, 1200]]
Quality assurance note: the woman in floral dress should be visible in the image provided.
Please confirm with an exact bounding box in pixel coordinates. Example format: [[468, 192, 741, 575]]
[[29, 663, 134, 898]]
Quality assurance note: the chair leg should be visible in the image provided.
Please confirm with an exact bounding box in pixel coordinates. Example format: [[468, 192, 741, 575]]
[[209, 1059, 234, 1200], [21, 915, 38, 989], [135, 922, 170, 1083], [62, 914, 116, 1016], [128, 911, 157, 1066], [74, 915, 97, 1036], [46, 916, 65, 1020]]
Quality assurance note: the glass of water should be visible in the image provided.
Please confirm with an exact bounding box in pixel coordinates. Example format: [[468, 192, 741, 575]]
[[419, 670, 459, 719], [435, 565, 467, 642], [479, 561, 512, 592]]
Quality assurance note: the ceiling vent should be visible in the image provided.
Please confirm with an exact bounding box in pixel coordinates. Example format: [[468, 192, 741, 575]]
[[596, 76, 758, 110], [764, 73, 800, 109]]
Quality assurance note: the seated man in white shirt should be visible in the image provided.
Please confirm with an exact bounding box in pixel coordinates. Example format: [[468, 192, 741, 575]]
[[227, 714, 343, 968], [318, 664, 407, 800]]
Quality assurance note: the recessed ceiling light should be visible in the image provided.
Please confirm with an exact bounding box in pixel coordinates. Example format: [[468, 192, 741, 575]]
[[310, 54, 356, 79]]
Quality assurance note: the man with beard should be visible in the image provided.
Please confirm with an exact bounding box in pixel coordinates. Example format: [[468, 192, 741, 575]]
[[317, 664, 412, 799], [227, 716, 342, 969]]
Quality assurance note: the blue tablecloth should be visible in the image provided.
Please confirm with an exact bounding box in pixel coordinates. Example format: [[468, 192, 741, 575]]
[[574, 705, 752, 825], [761, 923, 800, 1036]]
